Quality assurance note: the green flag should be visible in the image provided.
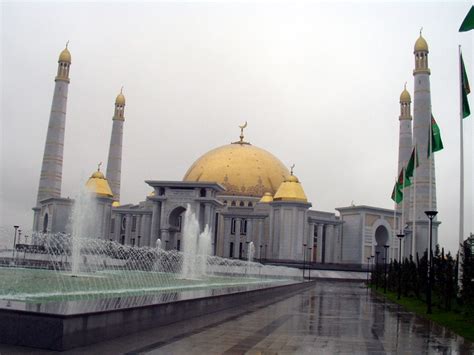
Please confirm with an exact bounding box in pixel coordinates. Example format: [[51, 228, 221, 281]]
[[405, 146, 419, 187], [461, 53, 471, 118], [459, 6, 474, 32], [391, 182, 403, 204], [428, 115, 444, 157]]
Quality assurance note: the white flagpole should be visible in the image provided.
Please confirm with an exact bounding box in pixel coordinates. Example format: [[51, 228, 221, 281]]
[[393, 178, 398, 237], [429, 119, 433, 211], [458, 45, 465, 287], [459, 45, 465, 250], [412, 144, 417, 257], [401, 167, 406, 260], [401, 168, 405, 232]]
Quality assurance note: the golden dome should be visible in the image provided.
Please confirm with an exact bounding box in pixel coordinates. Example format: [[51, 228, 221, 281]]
[[400, 85, 411, 103], [273, 174, 308, 203], [259, 192, 274, 203], [112, 201, 120, 207], [85, 168, 113, 197], [115, 89, 125, 105], [183, 142, 290, 197], [414, 34, 428, 52], [58, 46, 71, 63]]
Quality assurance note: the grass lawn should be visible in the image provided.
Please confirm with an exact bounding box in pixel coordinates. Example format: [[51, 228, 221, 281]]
[[372, 287, 474, 342]]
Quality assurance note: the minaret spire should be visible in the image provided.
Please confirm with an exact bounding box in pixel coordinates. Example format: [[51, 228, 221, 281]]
[[411, 31, 438, 255], [106, 88, 126, 206], [397, 83, 413, 257], [35, 44, 71, 204]]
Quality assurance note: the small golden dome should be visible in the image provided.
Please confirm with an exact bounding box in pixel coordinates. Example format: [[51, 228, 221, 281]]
[[85, 168, 113, 197], [91, 170, 105, 179], [273, 174, 308, 203], [116, 88, 125, 105], [58, 47, 71, 63], [112, 201, 120, 207], [184, 142, 289, 197], [414, 34, 428, 52], [148, 190, 155, 197], [259, 192, 274, 203], [400, 85, 411, 103]]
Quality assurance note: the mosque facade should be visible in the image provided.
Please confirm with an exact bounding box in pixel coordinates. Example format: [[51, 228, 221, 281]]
[[31, 34, 439, 266]]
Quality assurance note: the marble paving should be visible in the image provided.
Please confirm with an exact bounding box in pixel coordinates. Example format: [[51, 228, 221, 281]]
[[1, 280, 472, 354]]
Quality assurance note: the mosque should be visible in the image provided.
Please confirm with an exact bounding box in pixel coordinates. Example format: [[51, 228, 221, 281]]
[[31, 33, 439, 266]]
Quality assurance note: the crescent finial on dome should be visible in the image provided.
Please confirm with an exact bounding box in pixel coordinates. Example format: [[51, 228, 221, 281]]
[[238, 121, 248, 143]]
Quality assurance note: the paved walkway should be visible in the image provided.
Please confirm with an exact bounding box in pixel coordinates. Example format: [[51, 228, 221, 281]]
[[2, 280, 473, 354]]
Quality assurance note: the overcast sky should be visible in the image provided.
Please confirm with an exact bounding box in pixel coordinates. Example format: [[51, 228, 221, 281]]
[[1, 1, 472, 253]]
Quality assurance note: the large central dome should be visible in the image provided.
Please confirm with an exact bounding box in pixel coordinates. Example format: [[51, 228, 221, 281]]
[[183, 141, 290, 197]]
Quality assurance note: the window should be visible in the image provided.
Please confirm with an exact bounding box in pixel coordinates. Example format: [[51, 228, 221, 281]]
[[131, 238, 135, 247], [240, 219, 247, 235], [239, 242, 243, 259], [158, 187, 165, 196], [248, 202, 253, 207], [200, 188, 206, 197], [131, 216, 137, 232], [231, 218, 236, 235], [231, 201, 236, 206], [239, 201, 245, 207], [121, 235, 125, 245], [229, 242, 234, 258], [121, 217, 126, 231], [110, 218, 115, 233], [177, 240, 181, 251]]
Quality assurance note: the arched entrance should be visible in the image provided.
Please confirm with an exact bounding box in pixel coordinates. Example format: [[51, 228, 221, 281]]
[[168, 206, 186, 250], [374, 225, 389, 263]]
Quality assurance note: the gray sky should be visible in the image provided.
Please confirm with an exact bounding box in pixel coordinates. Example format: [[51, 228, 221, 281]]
[[1, 1, 473, 253]]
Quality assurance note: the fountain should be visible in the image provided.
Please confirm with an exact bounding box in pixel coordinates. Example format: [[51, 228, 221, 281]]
[[0, 204, 310, 350], [69, 185, 99, 275]]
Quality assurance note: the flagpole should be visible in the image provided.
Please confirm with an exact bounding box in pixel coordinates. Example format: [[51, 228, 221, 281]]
[[459, 45, 465, 249], [402, 168, 405, 228], [412, 144, 417, 257], [394, 178, 398, 238], [429, 119, 433, 211], [401, 167, 406, 260], [458, 45, 465, 289]]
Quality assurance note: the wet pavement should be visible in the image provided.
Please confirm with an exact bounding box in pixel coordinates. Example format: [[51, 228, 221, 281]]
[[1, 280, 472, 354]]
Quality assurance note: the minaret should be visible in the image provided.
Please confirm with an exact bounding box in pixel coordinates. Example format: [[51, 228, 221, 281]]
[[397, 84, 412, 257], [412, 31, 438, 254], [36, 44, 71, 204], [106, 89, 126, 206]]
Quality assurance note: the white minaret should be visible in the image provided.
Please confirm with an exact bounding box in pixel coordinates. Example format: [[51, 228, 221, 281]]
[[36, 44, 71, 204], [397, 84, 412, 257], [411, 31, 438, 255], [106, 89, 126, 206]]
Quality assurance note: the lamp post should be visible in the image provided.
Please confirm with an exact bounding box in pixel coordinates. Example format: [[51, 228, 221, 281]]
[[264, 244, 267, 261], [397, 234, 405, 300], [259, 244, 263, 263], [12, 225, 19, 259], [383, 245, 390, 293], [302, 243, 307, 279], [18, 229, 22, 245], [308, 247, 312, 281], [375, 251, 380, 290], [425, 210, 438, 314]]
